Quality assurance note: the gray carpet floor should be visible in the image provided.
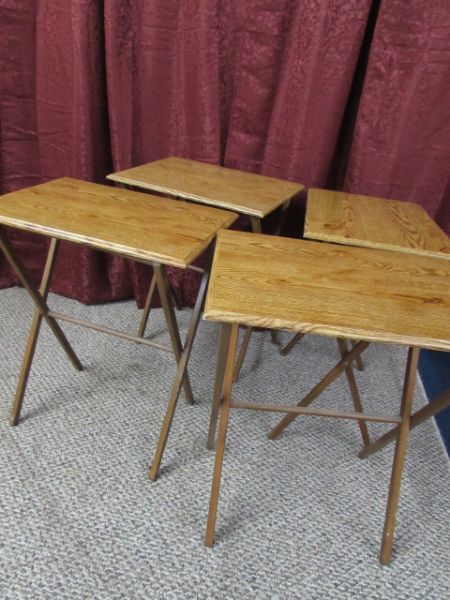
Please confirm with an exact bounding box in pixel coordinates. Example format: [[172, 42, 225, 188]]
[[0, 287, 450, 599]]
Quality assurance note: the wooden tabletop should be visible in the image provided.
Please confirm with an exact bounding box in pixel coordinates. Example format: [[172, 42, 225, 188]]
[[0, 178, 237, 268], [107, 157, 304, 218], [204, 230, 450, 351], [304, 188, 450, 260]]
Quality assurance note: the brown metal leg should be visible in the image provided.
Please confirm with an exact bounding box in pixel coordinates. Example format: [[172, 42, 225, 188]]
[[138, 272, 181, 338], [352, 340, 365, 371], [233, 326, 252, 382], [170, 282, 182, 312], [274, 199, 291, 236], [249, 216, 262, 234], [0, 231, 83, 426], [360, 385, 450, 459], [280, 334, 365, 370], [149, 268, 210, 481], [205, 323, 239, 547], [268, 341, 370, 440], [207, 324, 232, 450], [153, 263, 194, 405], [280, 332, 306, 356], [379, 346, 419, 565], [10, 237, 60, 425], [337, 338, 370, 447], [232, 217, 262, 381], [0, 230, 82, 371], [137, 272, 156, 337]]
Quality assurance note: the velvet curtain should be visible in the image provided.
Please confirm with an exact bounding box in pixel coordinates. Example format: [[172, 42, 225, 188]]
[[1, 0, 450, 307], [344, 0, 450, 228]]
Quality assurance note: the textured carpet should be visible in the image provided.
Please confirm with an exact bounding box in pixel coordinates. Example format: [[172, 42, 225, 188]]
[[0, 287, 449, 600]]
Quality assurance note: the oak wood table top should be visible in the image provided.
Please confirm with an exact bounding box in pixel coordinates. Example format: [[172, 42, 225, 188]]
[[204, 230, 450, 352], [107, 157, 304, 218], [0, 178, 237, 268], [304, 188, 450, 260]]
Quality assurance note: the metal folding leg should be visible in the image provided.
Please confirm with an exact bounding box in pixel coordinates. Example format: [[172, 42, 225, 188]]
[[148, 268, 210, 480], [204, 334, 413, 564], [379, 347, 419, 565], [274, 199, 291, 236], [137, 272, 157, 337], [0, 229, 83, 425], [360, 384, 450, 459], [337, 338, 370, 447], [207, 324, 232, 450], [279, 332, 306, 356], [351, 340, 365, 372], [205, 323, 239, 546], [232, 216, 261, 381], [268, 341, 370, 440], [153, 263, 194, 405], [138, 271, 182, 338]]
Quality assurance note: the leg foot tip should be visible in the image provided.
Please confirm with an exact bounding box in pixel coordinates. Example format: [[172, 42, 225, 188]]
[[148, 470, 158, 482]]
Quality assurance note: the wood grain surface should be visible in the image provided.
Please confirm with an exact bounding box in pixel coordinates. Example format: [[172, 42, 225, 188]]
[[0, 178, 237, 267], [305, 188, 450, 259], [204, 230, 450, 351], [107, 157, 304, 218]]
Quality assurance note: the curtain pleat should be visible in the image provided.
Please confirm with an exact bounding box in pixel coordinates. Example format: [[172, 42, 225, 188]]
[[344, 0, 450, 233]]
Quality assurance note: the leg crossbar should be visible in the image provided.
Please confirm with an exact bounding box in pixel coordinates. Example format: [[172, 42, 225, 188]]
[[204, 320, 419, 565], [0, 227, 202, 426]]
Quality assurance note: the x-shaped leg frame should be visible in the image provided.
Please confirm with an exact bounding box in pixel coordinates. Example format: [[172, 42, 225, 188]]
[[208, 333, 371, 450], [359, 385, 450, 458], [137, 270, 182, 338], [205, 322, 419, 565], [0, 228, 83, 425], [148, 266, 210, 480], [0, 226, 205, 427]]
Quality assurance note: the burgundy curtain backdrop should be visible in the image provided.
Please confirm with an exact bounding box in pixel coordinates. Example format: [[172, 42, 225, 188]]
[[1, 0, 450, 307]]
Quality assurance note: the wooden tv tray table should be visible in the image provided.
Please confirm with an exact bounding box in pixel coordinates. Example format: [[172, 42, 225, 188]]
[[107, 157, 304, 378], [202, 229, 450, 565], [281, 188, 450, 356], [300, 187, 450, 453], [0, 178, 236, 434], [304, 188, 450, 258]]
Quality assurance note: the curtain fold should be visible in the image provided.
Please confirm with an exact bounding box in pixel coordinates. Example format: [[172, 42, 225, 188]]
[[218, 0, 373, 182], [1, 0, 134, 303], [1, 0, 450, 308], [0, 0, 43, 288], [344, 0, 450, 232]]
